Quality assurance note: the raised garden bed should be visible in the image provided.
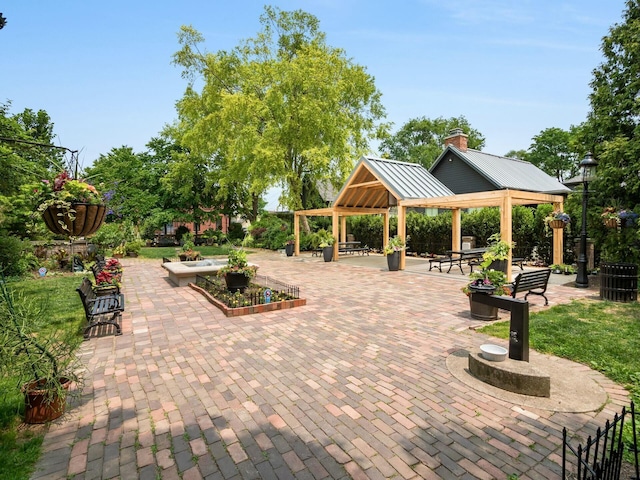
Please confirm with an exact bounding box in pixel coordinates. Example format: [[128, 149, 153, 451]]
[[191, 274, 306, 317]]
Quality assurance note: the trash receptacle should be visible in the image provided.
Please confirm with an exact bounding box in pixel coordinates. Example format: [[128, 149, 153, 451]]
[[600, 262, 638, 302]]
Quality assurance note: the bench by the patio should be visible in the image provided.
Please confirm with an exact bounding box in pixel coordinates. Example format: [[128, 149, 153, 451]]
[[508, 268, 551, 305], [428, 256, 455, 272], [76, 277, 125, 339]]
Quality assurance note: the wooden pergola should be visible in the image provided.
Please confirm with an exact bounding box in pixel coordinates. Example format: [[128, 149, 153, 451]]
[[294, 157, 566, 278]]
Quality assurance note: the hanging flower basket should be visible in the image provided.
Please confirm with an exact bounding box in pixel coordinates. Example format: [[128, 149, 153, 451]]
[[548, 219, 566, 229], [603, 217, 619, 229], [42, 203, 107, 237]]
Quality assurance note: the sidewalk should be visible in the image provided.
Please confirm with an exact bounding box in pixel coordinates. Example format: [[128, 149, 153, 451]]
[[32, 251, 627, 479]]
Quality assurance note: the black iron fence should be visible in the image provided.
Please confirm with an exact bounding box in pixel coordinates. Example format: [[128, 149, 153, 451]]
[[562, 402, 638, 479], [195, 274, 301, 308]]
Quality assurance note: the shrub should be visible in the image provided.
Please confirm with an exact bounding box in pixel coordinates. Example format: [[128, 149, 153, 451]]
[[248, 215, 290, 250], [90, 222, 126, 249], [0, 233, 34, 277], [227, 222, 245, 241]]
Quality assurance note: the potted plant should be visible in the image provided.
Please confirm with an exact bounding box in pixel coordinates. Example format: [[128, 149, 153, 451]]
[[312, 229, 335, 262], [217, 248, 258, 293], [125, 240, 143, 257], [482, 233, 512, 273], [601, 207, 620, 228], [179, 235, 200, 261], [384, 235, 406, 271], [545, 210, 571, 230], [284, 235, 295, 257], [462, 237, 510, 320], [549, 263, 563, 274], [37, 170, 107, 237], [112, 243, 126, 259], [52, 248, 70, 270], [0, 277, 83, 423]]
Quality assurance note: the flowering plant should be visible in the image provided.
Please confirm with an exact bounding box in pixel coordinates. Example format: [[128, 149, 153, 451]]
[[545, 210, 571, 225], [601, 207, 620, 221], [38, 171, 102, 210], [217, 248, 257, 278], [95, 270, 121, 287], [462, 234, 510, 296], [617, 209, 638, 227], [383, 235, 406, 255]]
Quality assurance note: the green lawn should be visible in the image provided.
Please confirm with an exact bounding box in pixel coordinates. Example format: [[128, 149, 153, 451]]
[[478, 298, 640, 399], [138, 245, 231, 259], [0, 275, 85, 480]]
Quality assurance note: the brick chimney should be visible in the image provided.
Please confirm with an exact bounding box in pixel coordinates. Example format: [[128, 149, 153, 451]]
[[444, 128, 468, 152]]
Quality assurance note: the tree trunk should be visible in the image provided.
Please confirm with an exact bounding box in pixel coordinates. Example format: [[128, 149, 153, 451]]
[[300, 214, 310, 234]]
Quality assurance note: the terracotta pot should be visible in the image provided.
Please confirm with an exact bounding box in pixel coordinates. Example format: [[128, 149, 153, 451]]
[[548, 219, 566, 229], [22, 377, 71, 424], [42, 203, 106, 237]]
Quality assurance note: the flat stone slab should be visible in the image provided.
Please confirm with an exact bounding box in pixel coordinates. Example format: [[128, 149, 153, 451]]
[[447, 348, 608, 413], [468, 351, 550, 397]]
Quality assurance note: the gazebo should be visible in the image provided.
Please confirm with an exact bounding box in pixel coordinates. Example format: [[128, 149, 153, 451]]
[[294, 156, 566, 278]]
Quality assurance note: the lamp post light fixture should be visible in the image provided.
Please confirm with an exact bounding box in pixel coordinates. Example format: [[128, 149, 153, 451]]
[[575, 152, 598, 288]]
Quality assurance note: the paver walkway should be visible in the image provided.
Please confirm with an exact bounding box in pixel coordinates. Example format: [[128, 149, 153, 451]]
[[32, 252, 629, 479]]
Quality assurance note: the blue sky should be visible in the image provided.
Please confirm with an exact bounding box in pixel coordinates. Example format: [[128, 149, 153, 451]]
[[1, 0, 626, 171]]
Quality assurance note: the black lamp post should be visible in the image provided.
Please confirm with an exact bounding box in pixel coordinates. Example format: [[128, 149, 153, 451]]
[[575, 152, 598, 288]]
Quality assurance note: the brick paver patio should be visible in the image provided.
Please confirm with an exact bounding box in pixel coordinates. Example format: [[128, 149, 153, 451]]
[[32, 251, 629, 479]]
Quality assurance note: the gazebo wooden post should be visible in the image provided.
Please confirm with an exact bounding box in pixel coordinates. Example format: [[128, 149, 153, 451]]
[[332, 210, 339, 261], [294, 213, 300, 256], [341, 216, 347, 243], [451, 208, 461, 252], [501, 194, 513, 279], [398, 206, 407, 270], [552, 201, 564, 266], [383, 211, 390, 256]]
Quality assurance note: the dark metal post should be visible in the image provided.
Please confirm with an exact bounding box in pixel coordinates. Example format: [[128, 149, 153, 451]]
[[575, 152, 598, 288], [575, 179, 590, 287]]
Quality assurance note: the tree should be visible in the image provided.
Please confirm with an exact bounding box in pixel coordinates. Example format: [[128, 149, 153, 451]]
[[504, 149, 529, 160], [379, 116, 485, 168], [0, 103, 62, 237], [527, 127, 581, 181], [87, 144, 168, 233], [170, 6, 387, 217], [585, 0, 640, 209]]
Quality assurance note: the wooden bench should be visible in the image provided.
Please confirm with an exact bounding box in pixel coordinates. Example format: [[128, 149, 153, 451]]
[[76, 277, 125, 339], [509, 268, 551, 305]]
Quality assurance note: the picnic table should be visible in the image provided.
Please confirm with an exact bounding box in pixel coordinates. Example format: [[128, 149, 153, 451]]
[[429, 247, 487, 274], [338, 241, 369, 255]]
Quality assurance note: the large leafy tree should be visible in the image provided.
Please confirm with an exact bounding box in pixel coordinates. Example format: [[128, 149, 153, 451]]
[[86, 143, 169, 233], [379, 115, 485, 168], [527, 127, 583, 181], [0, 102, 62, 237], [586, 0, 640, 208], [170, 6, 387, 217]]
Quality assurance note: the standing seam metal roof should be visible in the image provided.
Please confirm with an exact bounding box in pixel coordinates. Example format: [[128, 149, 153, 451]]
[[440, 147, 571, 194], [359, 156, 454, 199]]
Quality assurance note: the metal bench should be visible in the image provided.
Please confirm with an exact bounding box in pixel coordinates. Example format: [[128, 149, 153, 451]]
[[76, 277, 125, 339], [509, 268, 551, 305]]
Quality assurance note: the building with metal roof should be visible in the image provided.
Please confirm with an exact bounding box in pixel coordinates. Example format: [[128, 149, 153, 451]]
[[430, 129, 571, 196]]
